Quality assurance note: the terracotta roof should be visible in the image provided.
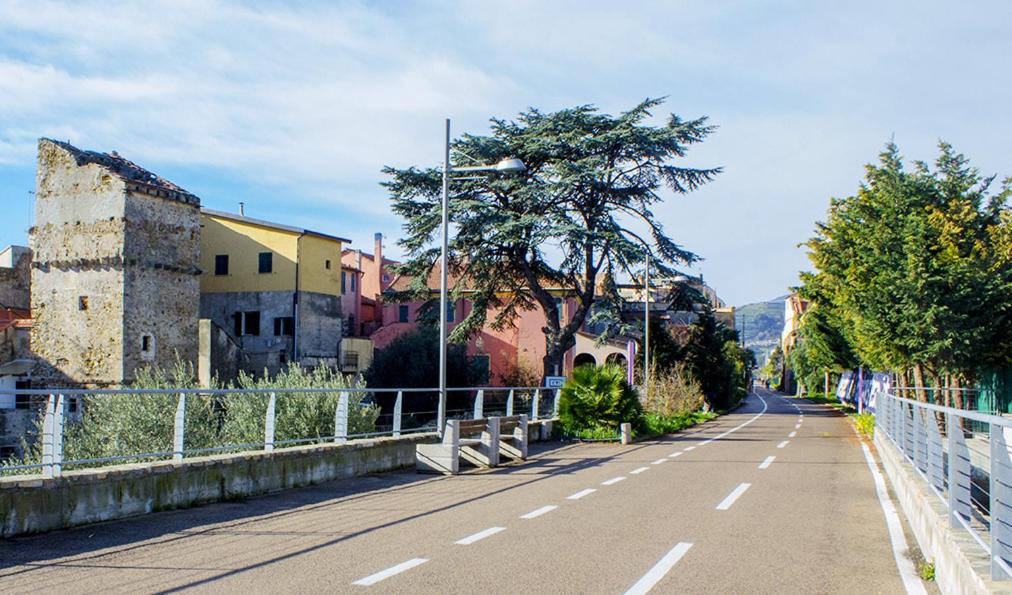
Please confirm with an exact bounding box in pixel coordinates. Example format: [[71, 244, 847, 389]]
[[42, 139, 200, 206]]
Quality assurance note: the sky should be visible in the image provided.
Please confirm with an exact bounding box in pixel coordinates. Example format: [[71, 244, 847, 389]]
[[1, 0, 1009, 307]]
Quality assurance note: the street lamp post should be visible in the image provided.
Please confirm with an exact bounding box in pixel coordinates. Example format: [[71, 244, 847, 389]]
[[437, 118, 526, 435], [643, 253, 650, 402]]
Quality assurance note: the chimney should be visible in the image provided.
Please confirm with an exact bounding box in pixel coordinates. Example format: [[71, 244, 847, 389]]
[[374, 232, 383, 290]]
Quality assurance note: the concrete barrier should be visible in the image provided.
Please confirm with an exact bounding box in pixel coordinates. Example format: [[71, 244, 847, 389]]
[[1, 419, 558, 538], [875, 432, 1000, 594]]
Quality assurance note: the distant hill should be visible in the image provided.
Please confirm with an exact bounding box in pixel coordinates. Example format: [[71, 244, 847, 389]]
[[735, 296, 787, 366]]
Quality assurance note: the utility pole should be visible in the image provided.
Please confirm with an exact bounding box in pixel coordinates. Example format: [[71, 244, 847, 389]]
[[643, 253, 650, 401]]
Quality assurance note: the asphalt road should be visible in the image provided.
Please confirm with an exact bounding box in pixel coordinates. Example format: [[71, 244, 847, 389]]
[[1, 389, 923, 594]]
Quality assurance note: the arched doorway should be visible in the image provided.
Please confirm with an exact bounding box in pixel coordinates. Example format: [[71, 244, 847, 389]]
[[605, 353, 628, 368], [574, 353, 597, 368]]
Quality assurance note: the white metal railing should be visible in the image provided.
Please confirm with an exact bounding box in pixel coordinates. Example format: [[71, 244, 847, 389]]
[[878, 391, 1012, 580], [0, 386, 559, 479]]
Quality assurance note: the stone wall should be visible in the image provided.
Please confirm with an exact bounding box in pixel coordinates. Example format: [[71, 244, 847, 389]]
[[121, 191, 201, 381], [297, 290, 343, 366], [29, 139, 200, 386], [0, 248, 31, 310]]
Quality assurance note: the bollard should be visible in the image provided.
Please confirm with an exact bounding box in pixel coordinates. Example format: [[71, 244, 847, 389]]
[[264, 392, 276, 452], [473, 389, 484, 419], [393, 391, 403, 437], [620, 422, 632, 445], [173, 393, 186, 462]]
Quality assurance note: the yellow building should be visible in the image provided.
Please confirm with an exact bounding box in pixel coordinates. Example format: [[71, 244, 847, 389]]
[[199, 209, 351, 375]]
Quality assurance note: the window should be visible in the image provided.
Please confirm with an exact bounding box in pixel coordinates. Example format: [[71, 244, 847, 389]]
[[350, 274, 356, 292], [341, 350, 359, 371], [141, 335, 152, 352], [14, 380, 30, 410], [447, 301, 455, 322], [258, 252, 273, 274], [274, 316, 294, 336], [325, 259, 332, 270], [78, 296, 88, 311], [398, 304, 409, 323], [215, 254, 229, 276], [234, 311, 261, 336], [554, 297, 563, 325], [341, 271, 347, 294], [140, 334, 155, 359]]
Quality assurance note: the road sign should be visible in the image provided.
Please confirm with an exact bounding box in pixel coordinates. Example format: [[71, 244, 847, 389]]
[[545, 376, 566, 389]]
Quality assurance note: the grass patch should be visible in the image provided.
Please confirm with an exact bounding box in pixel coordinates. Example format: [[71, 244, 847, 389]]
[[918, 561, 935, 582], [852, 412, 875, 438], [642, 411, 717, 436]]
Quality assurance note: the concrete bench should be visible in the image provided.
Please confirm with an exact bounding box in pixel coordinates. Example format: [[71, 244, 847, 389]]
[[416, 415, 528, 475]]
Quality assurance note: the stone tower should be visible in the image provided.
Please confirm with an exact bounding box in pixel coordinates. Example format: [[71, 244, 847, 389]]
[[29, 139, 201, 386]]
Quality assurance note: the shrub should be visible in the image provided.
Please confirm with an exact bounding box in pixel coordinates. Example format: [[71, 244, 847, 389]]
[[559, 364, 644, 435], [642, 363, 705, 417], [854, 412, 875, 438]]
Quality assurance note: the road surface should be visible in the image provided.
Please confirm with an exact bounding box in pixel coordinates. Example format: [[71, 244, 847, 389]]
[[1, 389, 924, 593]]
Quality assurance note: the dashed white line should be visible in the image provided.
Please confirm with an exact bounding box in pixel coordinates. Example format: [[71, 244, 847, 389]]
[[683, 446, 696, 452], [716, 483, 751, 510], [759, 455, 775, 469], [789, 431, 797, 438], [520, 505, 557, 519], [668, 452, 683, 458], [622, 542, 694, 595], [651, 458, 667, 465], [630, 466, 650, 474], [777, 440, 789, 449], [567, 488, 597, 500], [795, 423, 801, 429], [352, 558, 428, 586], [602, 476, 627, 486], [455, 526, 505, 545]]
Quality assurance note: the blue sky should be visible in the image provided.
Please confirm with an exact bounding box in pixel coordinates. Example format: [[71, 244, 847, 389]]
[[1, 1, 1009, 306]]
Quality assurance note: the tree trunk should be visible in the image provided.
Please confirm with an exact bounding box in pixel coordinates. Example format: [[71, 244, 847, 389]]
[[912, 364, 927, 402], [928, 369, 942, 404], [943, 373, 952, 408], [950, 375, 964, 411]]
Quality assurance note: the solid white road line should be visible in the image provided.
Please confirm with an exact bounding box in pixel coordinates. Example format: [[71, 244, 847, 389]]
[[352, 558, 428, 586], [716, 483, 752, 510], [860, 443, 928, 595], [789, 431, 797, 438], [567, 488, 597, 500], [706, 393, 769, 443], [520, 505, 557, 519], [455, 526, 505, 545], [683, 446, 696, 452], [651, 458, 667, 465], [602, 476, 627, 486], [759, 455, 775, 470], [668, 452, 683, 458], [777, 440, 789, 449], [622, 542, 694, 595], [631, 466, 650, 474]]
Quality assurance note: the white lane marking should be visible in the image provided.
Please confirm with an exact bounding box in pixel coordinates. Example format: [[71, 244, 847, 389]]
[[706, 393, 769, 443], [795, 423, 801, 429], [777, 440, 789, 449], [455, 526, 505, 545], [668, 452, 683, 458], [716, 483, 752, 510], [861, 443, 928, 595], [352, 558, 428, 586], [651, 458, 667, 465], [520, 505, 557, 519], [567, 488, 596, 500], [631, 466, 650, 474], [602, 476, 627, 486], [789, 431, 797, 438], [699, 439, 714, 446], [759, 455, 775, 469], [622, 542, 693, 595], [683, 446, 696, 452]]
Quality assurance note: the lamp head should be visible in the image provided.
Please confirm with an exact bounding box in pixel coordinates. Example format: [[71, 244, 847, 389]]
[[495, 158, 527, 173]]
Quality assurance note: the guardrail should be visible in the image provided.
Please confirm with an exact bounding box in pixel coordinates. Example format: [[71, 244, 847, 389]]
[[878, 391, 1012, 580], [0, 386, 559, 479]]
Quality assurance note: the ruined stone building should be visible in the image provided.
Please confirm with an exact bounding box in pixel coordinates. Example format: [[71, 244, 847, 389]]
[[199, 209, 347, 376], [29, 139, 201, 386]]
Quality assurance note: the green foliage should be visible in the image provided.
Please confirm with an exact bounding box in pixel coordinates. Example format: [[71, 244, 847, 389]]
[[760, 344, 784, 386], [6, 363, 379, 472], [786, 303, 859, 395], [559, 365, 644, 435], [642, 410, 716, 435], [218, 366, 378, 447], [918, 562, 935, 582], [800, 141, 1011, 387], [853, 412, 875, 438], [683, 310, 750, 409], [363, 326, 487, 388], [384, 99, 719, 375]]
